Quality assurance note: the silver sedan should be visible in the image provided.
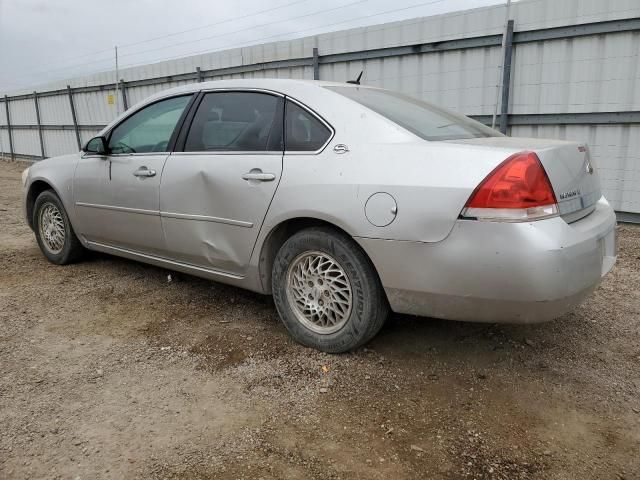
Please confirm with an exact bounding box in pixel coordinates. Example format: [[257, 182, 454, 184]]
[[22, 79, 617, 353]]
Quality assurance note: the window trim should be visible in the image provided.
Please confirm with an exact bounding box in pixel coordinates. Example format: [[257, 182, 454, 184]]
[[104, 93, 196, 157], [174, 88, 285, 155], [100, 88, 336, 156], [284, 96, 335, 155]]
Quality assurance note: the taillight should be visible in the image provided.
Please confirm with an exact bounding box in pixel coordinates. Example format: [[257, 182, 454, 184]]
[[461, 151, 559, 222]]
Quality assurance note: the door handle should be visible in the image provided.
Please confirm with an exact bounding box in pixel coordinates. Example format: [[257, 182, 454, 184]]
[[242, 170, 276, 182], [133, 167, 156, 178]]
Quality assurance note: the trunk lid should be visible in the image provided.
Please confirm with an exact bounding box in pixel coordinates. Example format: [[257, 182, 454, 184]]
[[446, 137, 601, 222]]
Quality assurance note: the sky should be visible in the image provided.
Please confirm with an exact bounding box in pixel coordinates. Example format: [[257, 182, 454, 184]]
[[0, 0, 506, 93]]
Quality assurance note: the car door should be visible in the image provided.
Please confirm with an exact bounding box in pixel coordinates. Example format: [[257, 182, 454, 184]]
[[160, 90, 284, 276], [74, 94, 193, 255]]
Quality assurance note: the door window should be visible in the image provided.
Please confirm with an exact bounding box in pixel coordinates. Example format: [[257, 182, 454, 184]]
[[284, 100, 331, 152], [184, 92, 283, 152], [108, 95, 192, 154]]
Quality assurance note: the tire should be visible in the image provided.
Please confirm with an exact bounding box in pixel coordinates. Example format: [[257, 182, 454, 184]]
[[272, 227, 389, 353], [33, 190, 84, 265]]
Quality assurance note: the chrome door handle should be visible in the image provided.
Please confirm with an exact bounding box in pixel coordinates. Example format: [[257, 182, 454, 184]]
[[242, 171, 276, 182], [133, 167, 156, 178]]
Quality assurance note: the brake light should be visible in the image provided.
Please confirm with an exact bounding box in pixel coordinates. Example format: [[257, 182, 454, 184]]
[[461, 151, 559, 221]]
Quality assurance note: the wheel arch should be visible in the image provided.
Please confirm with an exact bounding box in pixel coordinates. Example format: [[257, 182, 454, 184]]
[[26, 179, 57, 230], [256, 216, 383, 295]]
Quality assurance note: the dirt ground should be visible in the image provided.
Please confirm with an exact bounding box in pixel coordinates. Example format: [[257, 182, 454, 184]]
[[0, 159, 638, 480]]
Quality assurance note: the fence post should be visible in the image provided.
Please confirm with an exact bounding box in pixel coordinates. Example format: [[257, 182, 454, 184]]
[[120, 79, 129, 111], [312, 47, 320, 80], [4, 95, 14, 161], [34, 91, 46, 159], [499, 20, 515, 135], [67, 86, 82, 150], [196, 67, 204, 82]]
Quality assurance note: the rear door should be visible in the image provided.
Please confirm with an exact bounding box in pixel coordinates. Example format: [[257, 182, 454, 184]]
[[160, 90, 284, 275], [74, 94, 193, 255]]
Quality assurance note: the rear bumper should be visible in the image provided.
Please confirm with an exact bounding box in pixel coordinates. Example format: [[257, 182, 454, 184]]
[[356, 196, 617, 323]]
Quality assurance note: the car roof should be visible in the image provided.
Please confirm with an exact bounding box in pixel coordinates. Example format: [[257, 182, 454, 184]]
[[100, 78, 379, 136], [141, 78, 369, 104]]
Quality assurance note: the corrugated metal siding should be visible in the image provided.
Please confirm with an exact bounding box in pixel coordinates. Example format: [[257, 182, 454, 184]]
[[38, 95, 73, 125], [126, 84, 170, 107], [11, 130, 41, 157], [74, 89, 120, 125], [0, 130, 10, 157], [319, 46, 503, 115], [126, 80, 196, 108], [0, 0, 638, 215], [8, 98, 37, 124], [42, 130, 79, 158], [512, 0, 640, 31], [511, 31, 640, 114]]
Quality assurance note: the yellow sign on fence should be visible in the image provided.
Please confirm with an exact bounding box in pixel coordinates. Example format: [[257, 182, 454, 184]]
[[107, 94, 115, 105]]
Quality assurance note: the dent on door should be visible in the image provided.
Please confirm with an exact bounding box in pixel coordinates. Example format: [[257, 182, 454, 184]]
[[159, 154, 282, 275], [164, 169, 253, 267]]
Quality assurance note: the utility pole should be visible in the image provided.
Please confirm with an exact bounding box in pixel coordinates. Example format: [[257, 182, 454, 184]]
[[492, 0, 512, 130], [115, 46, 120, 116]]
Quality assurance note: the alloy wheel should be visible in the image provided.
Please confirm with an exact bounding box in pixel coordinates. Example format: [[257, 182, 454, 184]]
[[285, 250, 353, 334], [39, 203, 66, 254]]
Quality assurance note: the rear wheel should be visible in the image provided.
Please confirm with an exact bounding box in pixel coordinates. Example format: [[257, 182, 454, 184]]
[[33, 190, 84, 265], [272, 227, 388, 353]]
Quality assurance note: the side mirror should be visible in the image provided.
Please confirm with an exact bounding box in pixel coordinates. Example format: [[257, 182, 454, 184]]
[[83, 136, 108, 155]]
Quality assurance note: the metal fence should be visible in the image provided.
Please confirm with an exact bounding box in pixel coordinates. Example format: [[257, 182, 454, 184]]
[[1, 0, 639, 219]]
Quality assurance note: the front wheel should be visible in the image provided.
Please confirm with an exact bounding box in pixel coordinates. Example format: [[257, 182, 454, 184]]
[[33, 190, 84, 265], [272, 227, 389, 353]]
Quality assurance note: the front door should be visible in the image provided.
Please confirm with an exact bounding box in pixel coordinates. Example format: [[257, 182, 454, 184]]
[[160, 91, 284, 275], [74, 94, 193, 255]]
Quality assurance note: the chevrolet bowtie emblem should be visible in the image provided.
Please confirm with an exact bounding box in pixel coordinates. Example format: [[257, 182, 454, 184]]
[[586, 161, 594, 175]]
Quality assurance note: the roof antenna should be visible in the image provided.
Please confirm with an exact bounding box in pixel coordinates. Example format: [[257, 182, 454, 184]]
[[347, 71, 363, 85]]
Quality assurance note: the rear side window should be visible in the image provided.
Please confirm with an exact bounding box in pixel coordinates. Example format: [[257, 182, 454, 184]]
[[184, 92, 282, 152], [285, 100, 331, 152], [325, 86, 501, 141]]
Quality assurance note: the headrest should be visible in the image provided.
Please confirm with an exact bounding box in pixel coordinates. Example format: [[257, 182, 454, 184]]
[[205, 110, 220, 122]]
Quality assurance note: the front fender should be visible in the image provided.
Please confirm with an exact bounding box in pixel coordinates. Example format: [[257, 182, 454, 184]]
[[24, 154, 81, 231]]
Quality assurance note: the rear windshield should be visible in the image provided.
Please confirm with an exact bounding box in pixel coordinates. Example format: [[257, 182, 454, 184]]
[[325, 86, 501, 141]]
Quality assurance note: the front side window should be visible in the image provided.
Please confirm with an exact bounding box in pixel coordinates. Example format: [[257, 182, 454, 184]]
[[108, 95, 192, 154], [184, 92, 282, 152], [284, 101, 331, 152], [325, 86, 501, 141]]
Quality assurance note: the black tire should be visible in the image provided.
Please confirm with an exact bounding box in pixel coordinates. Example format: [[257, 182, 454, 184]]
[[33, 190, 84, 265], [272, 227, 389, 353]]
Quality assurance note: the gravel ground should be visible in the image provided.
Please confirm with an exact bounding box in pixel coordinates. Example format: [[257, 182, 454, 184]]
[[0, 159, 639, 480]]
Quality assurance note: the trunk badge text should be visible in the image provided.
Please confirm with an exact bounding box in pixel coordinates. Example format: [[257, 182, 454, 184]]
[[560, 189, 581, 200], [333, 144, 349, 154]]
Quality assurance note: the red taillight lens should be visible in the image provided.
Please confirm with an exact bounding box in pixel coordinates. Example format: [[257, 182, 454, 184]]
[[462, 151, 559, 221], [467, 151, 556, 208]]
